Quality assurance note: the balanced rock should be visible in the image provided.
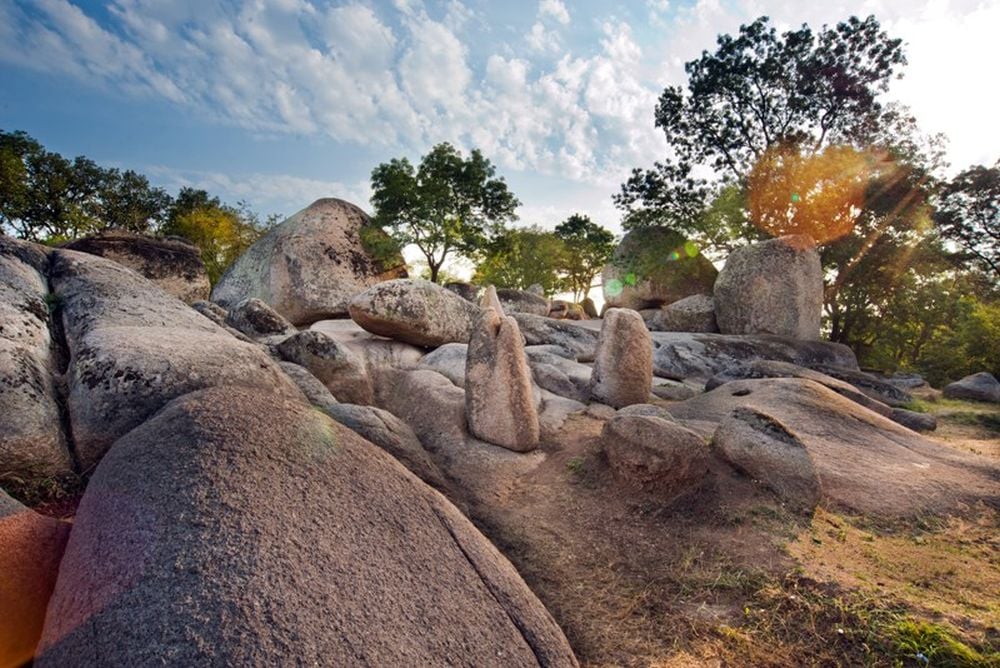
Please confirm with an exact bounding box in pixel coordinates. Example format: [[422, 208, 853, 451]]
[[63, 232, 210, 304], [1, 491, 70, 668], [38, 386, 577, 666], [943, 372, 1000, 403], [590, 308, 652, 408], [601, 414, 710, 494], [276, 330, 373, 405], [349, 279, 481, 347], [466, 308, 540, 452], [211, 198, 406, 325], [602, 228, 718, 310], [225, 297, 296, 338], [655, 294, 718, 333], [713, 235, 823, 339]]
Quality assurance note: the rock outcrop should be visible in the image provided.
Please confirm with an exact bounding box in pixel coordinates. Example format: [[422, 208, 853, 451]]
[[652, 294, 718, 333], [465, 307, 540, 452], [601, 414, 710, 495], [1, 490, 70, 668], [713, 235, 823, 339], [211, 199, 406, 325], [602, 228, 718, 310], [349, 279, 481, 347], [513, 313, 599, 362], [496, 288, 549, 316], [37, 387, 577, 666], [63, 232, 210, 304], [224, 297, 296, 339], [943, 372, 1000, 403], [590, 308, 652, 408]]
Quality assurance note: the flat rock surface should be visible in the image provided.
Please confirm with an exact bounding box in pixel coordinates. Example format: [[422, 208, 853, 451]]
[[349, 279, 482, 347]]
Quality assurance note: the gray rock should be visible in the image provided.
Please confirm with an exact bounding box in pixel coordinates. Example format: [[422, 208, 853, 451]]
[[581, 297, 599, 319], [714, 235, 823, 339], [890, 408, 937, 432], [496, 288, 549, 316], [444, 281, 480, 302], [531, 362, 589, 403], [311, 319, 425, 373], [225, 297, 296, 338], [943, 372, 1000, 403], [278, 361, 338, 408], [887, 373, 927, 390], [37, 386, 577, 667], [63, 233, 210, 304], [809, 364, 913, 407], [666, 378, 1000, 517], [1, 490, 70, 667], [651, 379, 698, 401], [527, 284, 544, 297], [466, 308, 540, 452], [590, 308, 652, 408], [654, 294, 718, 333], [616, 404, 676, 421], [601, 414, 710, 494], [190, 300, 228, 326], [706, 360, 893, 417], [712, 407, 820, 511], [512, 312, 599, 362], [418, 343, 469, 387], [602, 228, 718, 310], [211, 198, 407, 325], [651, 331, 858, 382], [525, 344, 577, 360], [276, 330, 373, 405], [349, 279, 481, 347]]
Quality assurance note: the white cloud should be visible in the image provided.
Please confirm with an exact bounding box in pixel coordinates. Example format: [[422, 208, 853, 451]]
[[539, 0, 571, 25]]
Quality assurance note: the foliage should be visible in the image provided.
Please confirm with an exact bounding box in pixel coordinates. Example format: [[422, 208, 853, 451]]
[[554, 214, 616, 301], [370, 142, 520, 283], [473, 226, 566, 295], [934, 161, 1000, 280], [161, 190, 275, 284]]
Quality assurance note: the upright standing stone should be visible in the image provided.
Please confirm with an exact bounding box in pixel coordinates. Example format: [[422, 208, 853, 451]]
[[466, 303, 540, 452], [713, 235, 823, 339], [589, 308, 653, 408]]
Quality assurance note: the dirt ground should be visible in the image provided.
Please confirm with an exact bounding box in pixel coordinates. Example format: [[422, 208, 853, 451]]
[[464, 401, 1000, 667]]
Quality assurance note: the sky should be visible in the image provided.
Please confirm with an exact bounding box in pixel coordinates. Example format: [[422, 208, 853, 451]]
[[1, 0, 998, 243]]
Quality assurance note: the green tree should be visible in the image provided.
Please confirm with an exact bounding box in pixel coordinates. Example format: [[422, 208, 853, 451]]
[[473, 226, 565, 295], [96, 168, 171, 234], [933, 161, 1000, 280], [370, 143, 520, 283], [553, 214, 615, 301]]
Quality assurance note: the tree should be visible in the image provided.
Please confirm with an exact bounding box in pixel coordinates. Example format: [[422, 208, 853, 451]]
[[96, 168, 171, 234], [473, 226, 565, 295], [933, 161, 1000, 280], [553, 214, 616, 301], [370, 143, 520, 283]]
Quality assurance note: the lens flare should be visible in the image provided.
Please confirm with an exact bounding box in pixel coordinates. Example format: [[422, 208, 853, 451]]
[[683, 241, 699, 258], [605, 278, 624, 297], [624, 273, 637, 287]]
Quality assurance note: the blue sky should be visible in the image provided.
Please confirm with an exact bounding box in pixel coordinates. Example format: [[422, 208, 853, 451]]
[[1, 0, 998, 238]]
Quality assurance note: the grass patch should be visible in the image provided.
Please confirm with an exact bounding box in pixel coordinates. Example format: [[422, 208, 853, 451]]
[[0, 469, 83, 515], [947, 412, 1000, 432], [892, 619, 1000, 667]]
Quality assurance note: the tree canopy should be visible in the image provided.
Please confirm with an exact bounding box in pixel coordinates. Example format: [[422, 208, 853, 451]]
[[933, 162, 1000, 280], [472, 226, 566, 295], [554, 214, 616, 301], [370, 142, 520, 283]]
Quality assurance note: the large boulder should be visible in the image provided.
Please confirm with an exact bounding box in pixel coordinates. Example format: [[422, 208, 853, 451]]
[[651, 331, 858, 383], [601, 414, 710, 495], [211, 198, 406, 325], [310, 319, 425, 373], [37, 387, 577, 666], [63, 232, 210, 304], [652, 294, 718, 333], [419, 342, 469, 387], [713, 235, 823, 339], [466, 308, 540, 452], [349, 279, 481, 347], [666, 378, 1000, 517], [0, 246, 74, 480], [590, 308, 652, 408], [224, 297, 296, 339], [1, 490, 70, 668], [276, 330, 373, 405], [496, 288, 549, 316], [943, 372, 1000, 403], [602, 228, 718, 310]]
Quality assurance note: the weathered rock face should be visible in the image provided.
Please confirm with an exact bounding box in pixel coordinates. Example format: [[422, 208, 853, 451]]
[[276, 330, 373, 405], [49, 250, 303, 471], [224, 297, 296, 338], [581, 298, 599, 319], [37, 386, 577, 667], [496, 288, 549, 316], [466, 308, 540, 452], [190, 300, 228, 327], [651, 331, 858, 382], [63, 233, 210, 304], [419, 343, 469, 387], [666, 378, 1000, 517], [890, 408, 937, 432], [0, 490, 70, 668], [713, 235, 823, 339], [943, 372, 1000, 403], [0, 242, 74, 479], [590, 308, 652, 408], [211, 198, 407, 325], [310, 319, 425, 373], [349, 279, 481, 347], [512, 313, 599, 362], [601, 414, 710, 494], [712, 408, 821, 511], [807, 364, 913, 407], [444, 281, 479, 302], [602, 228, 718, 311], [654, 294, 718, 333]]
